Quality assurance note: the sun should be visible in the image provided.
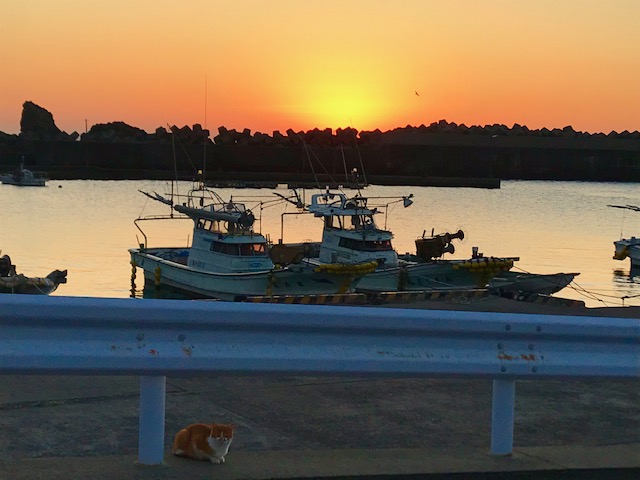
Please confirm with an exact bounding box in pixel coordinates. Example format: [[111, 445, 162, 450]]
[[304, 83, 382, 129], [281, 63, 393, 131]]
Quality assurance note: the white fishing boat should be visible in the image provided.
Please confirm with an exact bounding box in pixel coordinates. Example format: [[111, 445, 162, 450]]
[[129, 180, 376, 301], [0, 159, 48, 186], [609, 204, 640, 270], [288, 191, 518, 293]]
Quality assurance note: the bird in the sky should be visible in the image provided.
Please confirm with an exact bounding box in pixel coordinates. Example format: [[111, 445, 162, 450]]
[[415, 90, 420, 96]]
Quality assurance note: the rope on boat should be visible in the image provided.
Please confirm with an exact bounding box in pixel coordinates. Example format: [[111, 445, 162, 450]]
[[509, 265, 640, 308]]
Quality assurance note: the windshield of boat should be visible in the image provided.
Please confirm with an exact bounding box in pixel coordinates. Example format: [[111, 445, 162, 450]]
[[197, 218, 255, 235], [324, 213, 378, 231], [210, 241, 267, 256], [338, 237, 393, 252]]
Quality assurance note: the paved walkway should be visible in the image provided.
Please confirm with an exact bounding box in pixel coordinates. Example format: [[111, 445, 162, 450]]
[[0, 374, 638, 479]]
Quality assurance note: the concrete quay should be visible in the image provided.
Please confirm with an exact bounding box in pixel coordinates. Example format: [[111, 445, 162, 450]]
[[0, 374, 638, 480]]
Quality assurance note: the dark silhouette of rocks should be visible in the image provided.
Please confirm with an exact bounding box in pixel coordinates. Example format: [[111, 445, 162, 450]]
[[19, 101, 78, 142], [81, 121, 149, 142], [0, 101, 639, 183]]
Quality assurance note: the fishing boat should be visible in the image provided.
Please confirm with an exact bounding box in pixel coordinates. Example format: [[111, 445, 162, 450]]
[[0, 254, 67, 294], [288, 190, 518, 293], [609, 204, 640, 270], [0, 159, 48, 186], [129, 180, 376, 301]]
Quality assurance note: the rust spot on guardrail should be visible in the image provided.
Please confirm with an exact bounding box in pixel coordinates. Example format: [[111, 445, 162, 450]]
[[497, 353, 537, 361]]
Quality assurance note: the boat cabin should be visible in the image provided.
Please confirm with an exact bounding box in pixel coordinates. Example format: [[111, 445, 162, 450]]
[[176, 201, 274, 273], [307, 192, 398, 266]]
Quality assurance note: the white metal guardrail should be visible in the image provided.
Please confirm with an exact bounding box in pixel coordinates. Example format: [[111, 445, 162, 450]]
[[0, 295, 638, 464]]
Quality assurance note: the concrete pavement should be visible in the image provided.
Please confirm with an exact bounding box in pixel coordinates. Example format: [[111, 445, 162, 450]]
[[0, 374, 638, 479]]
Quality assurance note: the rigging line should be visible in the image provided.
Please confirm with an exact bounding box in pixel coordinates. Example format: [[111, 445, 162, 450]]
[[169, 125, 199, 174], [203, 74, 207, 181], [563, 283, 624, 307], [301, 141, 323, 191], [299, 134, 345, 194], [347, 117, 367, 186], [308, 144, 341, 188], [341, 144, 348, 182], [169, 125, 180, 201]]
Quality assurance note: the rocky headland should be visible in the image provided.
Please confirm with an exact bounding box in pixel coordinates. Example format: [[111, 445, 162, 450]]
[[1, 101, 639, 184]]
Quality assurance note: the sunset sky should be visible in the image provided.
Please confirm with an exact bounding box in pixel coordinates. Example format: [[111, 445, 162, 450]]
[[2, 0, 639, 136]]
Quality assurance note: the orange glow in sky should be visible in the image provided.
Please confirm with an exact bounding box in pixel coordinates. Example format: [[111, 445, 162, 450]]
[[1, 0, 639, 136]]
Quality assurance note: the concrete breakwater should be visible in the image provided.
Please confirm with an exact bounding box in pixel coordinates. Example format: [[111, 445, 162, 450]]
[[1, 102, 638, 183], [0, 136, 638, 184]]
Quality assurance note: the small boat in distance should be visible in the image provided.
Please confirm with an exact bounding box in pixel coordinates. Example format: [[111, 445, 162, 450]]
[[129, 178, 376, 300], [0, 158, 48, 186], [0, 254, 67, 295], [609, 204, 640, 270]]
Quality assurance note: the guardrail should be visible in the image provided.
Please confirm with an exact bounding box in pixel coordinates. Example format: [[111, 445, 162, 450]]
[[0, 295, 637, 465]]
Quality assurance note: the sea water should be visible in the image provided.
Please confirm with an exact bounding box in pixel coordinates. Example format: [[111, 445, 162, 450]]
[[2, 179, 639, 307]]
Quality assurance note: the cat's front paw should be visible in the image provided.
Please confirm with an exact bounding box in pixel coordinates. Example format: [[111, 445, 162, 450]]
[[210, 458, 222, 464]]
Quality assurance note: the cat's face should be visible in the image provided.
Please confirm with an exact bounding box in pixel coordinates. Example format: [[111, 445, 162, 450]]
[[209, 423, 234, 443]]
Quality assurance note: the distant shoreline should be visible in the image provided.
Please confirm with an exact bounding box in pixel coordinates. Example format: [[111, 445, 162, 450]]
[[3, 102, 639, 183]]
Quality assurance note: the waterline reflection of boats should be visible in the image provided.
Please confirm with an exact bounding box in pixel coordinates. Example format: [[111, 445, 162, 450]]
[[129, 181, 375, 301]]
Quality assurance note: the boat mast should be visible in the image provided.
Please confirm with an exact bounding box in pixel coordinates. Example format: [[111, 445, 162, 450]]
[[203, 75, 207, 182]]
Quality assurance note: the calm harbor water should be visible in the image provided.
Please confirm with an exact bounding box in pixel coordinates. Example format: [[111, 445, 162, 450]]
[[2, 179, 640, 308]]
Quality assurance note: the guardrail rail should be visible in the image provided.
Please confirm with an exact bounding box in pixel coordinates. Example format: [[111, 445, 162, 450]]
[[0, 295, 637, 464]]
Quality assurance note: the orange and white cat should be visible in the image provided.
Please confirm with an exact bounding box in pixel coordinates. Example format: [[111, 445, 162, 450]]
[[172, 423, 234, 464]]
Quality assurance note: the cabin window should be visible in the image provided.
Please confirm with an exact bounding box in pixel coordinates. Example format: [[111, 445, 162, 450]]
[[210, 241, 267, 256], [325, 216, 349, 229], [239, 243, 267, 256], [338, 238, 393, 252], [210, 241, 239, 256], [197, 219, 222, 232]]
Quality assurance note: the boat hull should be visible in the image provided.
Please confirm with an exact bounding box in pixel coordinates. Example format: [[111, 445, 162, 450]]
[[614, 238, 640, 269], [353, 260, 507, 292], [488, 272, 579, 296], [0, 270, 67, 295], [0, 176, 46, 186], [300, 257, 514, 293], [130, 247, 363, 301]]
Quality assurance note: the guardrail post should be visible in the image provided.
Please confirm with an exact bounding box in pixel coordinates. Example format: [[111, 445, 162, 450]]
[[138, 375, 166, 465], [490, 379, 515, 455]]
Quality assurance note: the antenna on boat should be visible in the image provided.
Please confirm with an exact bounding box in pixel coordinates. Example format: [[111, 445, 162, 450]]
[[340, 144, 348, 184], [203, 74, 208, 183], [354, 131, 367, 187]]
